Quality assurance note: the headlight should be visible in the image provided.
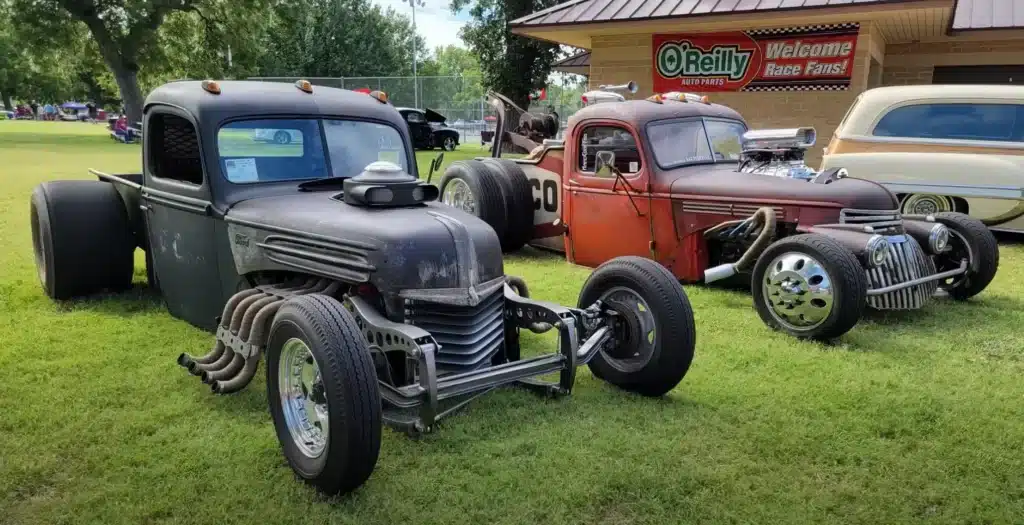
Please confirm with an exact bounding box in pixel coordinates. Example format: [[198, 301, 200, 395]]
[[866, 234, 889, 267], [928, 224, 950, 252]]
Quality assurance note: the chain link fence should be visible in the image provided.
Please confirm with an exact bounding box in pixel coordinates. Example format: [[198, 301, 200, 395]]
[[249, 76, 581, 143]]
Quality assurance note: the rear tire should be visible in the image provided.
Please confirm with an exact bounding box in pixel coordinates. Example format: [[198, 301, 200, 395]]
[[266, 294, 382, 497], [30, 181, 134, 300], [577, 256, 695, 397], [751, 234, 866, 340], [933, 212, 998, 300], [438, 160, 508, 243], [480, 159, 534, 252]]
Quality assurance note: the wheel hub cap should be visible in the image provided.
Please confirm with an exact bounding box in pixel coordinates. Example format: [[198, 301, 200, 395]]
[[279, 338, 329, 458], [763, 252, 834, 330], [442, 178, 476, 214], [599, 287, 656, 373]]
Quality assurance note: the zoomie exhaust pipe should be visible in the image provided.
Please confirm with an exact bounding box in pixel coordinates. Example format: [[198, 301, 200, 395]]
[[703, 207, 778, 284]]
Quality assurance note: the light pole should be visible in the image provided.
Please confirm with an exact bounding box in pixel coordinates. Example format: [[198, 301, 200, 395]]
[[409, 0, 424, 108]]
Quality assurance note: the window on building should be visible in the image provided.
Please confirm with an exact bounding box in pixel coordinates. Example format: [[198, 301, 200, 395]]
[[578, 125, 642, 176], [148, 113, 204, 185], [873, 103, 1024, 143]]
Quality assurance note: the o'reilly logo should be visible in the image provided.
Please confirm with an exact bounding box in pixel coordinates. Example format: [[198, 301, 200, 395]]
[[656, 41, 752, 80]]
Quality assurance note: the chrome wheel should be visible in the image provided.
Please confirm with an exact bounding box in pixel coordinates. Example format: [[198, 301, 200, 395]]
[[598, 286, 657, 373], [937, 229, 973, 291], [278, 337, 329, 458], [274, 130, 290, 144], [902, 194, 951, 215], [762, 252, 834, 331], [442, 178, 476, 214], [443, 137, 456, 151]]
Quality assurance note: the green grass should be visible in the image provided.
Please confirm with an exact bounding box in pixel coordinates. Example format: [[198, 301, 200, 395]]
[[2, 120, 1024, 525]]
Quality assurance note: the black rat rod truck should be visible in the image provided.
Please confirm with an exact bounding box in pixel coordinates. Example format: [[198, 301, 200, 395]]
[[28, 80, 697, 496]]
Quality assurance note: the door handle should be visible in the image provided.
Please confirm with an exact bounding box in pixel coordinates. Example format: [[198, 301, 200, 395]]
[[139, 204, 152, 212]]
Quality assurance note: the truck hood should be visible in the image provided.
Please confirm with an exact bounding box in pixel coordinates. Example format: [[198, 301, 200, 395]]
[[224, 192, 505, 307], [666, 163, 899, 210]]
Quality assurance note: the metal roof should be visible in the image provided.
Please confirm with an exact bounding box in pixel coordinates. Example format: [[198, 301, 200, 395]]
[[511, 0, 914, 27], [951, 0, 1024, 30], [513, 0, 1024, 30], [553, 51, 591, 68]]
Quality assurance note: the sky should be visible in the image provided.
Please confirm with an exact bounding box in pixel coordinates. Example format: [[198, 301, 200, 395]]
[[372, 0, 471, 51]]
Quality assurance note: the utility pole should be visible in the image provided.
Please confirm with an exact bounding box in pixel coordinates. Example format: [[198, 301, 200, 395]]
[[409, 0, 424, 108]]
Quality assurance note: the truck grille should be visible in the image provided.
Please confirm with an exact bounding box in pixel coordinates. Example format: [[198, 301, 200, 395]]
[[404, 289, 506, 374], [839, 208, 903, 235], [865, 235, 939, 310]]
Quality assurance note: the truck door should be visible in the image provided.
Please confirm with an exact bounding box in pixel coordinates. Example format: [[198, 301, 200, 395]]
[[567, 122, 653, 267], [141, 108, 228, 331]]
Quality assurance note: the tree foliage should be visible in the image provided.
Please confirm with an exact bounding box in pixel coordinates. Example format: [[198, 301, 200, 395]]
[[450, 0, 561, 108]]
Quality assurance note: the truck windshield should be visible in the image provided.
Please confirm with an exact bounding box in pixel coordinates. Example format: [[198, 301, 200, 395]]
[[646, 118, 747, 170], [217, 118, 409, 184]]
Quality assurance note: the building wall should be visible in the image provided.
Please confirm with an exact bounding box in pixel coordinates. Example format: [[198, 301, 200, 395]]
[[587, 25, 878, 167], [587, 27, 1024, 168], [881, 39, 1024, 86]]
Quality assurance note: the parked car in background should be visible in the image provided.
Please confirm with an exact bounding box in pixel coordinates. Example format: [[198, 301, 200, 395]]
[[821, 85, 1024, 234], [251, 127, 303, 144], [396, 107, 460, 151]]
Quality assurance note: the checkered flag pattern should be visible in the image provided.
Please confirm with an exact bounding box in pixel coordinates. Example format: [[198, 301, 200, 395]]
[[745, 23, 860, 37]]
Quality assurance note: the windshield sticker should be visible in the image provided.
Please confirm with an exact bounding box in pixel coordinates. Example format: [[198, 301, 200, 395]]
[[629, 161, 638, 173], [225, 158, 259, 182]]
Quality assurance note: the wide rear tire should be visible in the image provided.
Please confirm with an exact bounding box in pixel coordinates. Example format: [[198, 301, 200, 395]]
[[30, 180, 135, 300], [480, 158, 534, 252], [266, 294, 382, 497], [438, 160, 508, 244], [577, 256, 695, 397]]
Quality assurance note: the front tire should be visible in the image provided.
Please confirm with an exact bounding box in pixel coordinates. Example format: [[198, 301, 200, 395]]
[[266, 294, 382, 497], [442, 136, 457, 151], [274, 130, 291, 145], [438, 161, 508, 243], [933, 212, 998, 300], [751, 234, 866, 340], [577, 256, 695, 397], [30, 181, 134, 300]]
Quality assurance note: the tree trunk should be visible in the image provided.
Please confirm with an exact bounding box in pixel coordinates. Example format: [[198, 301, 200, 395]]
[[1, 90, 13, 113], [109, 64, 144, 123]]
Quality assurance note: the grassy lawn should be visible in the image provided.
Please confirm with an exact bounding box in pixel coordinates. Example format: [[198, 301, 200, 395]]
[[2, 120, 1024, 525]]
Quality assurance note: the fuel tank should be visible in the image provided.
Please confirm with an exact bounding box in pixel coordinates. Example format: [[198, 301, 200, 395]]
[[223, 191, 505, 316]]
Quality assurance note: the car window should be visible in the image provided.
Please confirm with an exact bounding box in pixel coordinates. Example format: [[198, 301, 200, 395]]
[[646, 118, 746, 169], [217, 118, 408, 184], [872, 103, 1024, 142], [406, 112, 424, 124], [578, 125, 642, 176]]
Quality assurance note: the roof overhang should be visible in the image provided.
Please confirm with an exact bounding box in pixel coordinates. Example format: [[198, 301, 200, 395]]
[[515, 0, 969, 48], [552, 51, 591, 76]]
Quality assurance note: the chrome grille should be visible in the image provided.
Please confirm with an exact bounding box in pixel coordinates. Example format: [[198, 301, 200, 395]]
[[866, 235, 939, 310], [404, 289, 505, 374], [839, 208, 903, 235]]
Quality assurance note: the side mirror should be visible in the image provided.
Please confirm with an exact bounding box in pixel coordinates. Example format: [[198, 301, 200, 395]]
[[426, 152, 444, 184], [595, 150, 616, 178]]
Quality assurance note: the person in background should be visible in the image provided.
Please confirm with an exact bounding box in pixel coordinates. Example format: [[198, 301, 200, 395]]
[[86, 101, 97, 122], [29, 100, 39, 119], [42, 103, 55, 121]]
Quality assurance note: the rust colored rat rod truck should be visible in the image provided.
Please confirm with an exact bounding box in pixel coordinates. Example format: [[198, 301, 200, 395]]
[[27, 80, 698, 496], [437, 85, 999, 341]]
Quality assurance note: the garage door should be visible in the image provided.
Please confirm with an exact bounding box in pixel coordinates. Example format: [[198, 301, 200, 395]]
[[932, 65, 1024, 84]]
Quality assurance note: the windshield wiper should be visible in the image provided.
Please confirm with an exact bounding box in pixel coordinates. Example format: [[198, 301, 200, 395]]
[[297, 177, 346, 192]]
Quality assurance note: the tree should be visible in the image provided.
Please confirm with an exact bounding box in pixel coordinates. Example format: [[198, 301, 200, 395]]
[[10, 0, 267, 122], [450, 0, 561, 108]]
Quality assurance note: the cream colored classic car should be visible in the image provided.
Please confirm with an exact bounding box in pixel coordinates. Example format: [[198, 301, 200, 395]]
[[821, 84, 1024, 233]]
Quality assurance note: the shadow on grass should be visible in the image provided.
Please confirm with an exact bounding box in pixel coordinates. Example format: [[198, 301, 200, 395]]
[[53, 282, 164, 317]]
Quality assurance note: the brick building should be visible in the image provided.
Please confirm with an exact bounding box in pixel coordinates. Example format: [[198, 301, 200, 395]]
[[515, 0, 1024, 166]]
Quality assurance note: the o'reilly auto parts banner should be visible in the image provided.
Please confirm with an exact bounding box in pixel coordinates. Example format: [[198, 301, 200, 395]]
[[652, 23, 859, 92]]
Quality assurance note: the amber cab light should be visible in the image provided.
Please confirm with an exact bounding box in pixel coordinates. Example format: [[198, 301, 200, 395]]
[[294, 79, 313, 93], [201, 80, 221, 94], [368, 90, 389, 104]]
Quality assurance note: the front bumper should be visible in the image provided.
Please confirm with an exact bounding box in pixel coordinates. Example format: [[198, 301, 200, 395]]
[[864, 234, 967, 310]]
